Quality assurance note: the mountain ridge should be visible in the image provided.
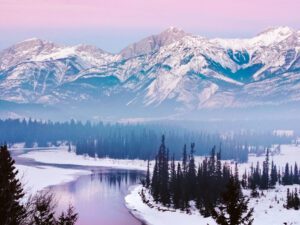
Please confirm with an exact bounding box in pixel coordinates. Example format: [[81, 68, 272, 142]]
[[0, 26, 299, 119]]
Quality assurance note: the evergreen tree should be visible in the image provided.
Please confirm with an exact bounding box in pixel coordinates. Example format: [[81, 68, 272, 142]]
[[260, 149, 269, 189], [0, 145, 26, 225], [145, 160, 150, 188], [241, 170, 248, 189], [57, 205, 78, 225], [187, 143, 196, 199], [293, 163, 299, 184], [31, 193, 57, 225], [286, 188, 292, 209], [175, 163, 183, 209], [270, 161, 278, 187], [211, 176, 254, 225], [286, 188, 300, 210], [282, 163, 290, 185], [294, 190, 300, 210], [182, 144, 188, 175], [151, 156, 159, 202], [170, 154, 177, 206]]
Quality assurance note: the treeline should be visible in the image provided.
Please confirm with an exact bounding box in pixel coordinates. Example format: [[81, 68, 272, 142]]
[[238, 149, 300, 212], [0, 145, 78, 225], [239, 149, 300, 196], [75, 132, 249, 161], [143, 136, 254, 225], [0, 118, 250, 161], [0, 118, 292, 161]]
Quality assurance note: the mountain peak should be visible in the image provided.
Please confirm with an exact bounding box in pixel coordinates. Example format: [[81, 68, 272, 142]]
[[120, 27, 188, 59], [251, 26, 295, 46], [162, 26, 185, 34], [0, 38, 60, 70], [16, 37, 57, 47], [257, 26, 294, 37]]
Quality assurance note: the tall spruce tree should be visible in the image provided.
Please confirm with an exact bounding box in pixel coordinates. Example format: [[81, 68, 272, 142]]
[[211, 175, 254, 225], [0, 145, 26, 225], [57, 205, 78, 225], [31, 193, 57, 225], [187, 143, 196, 199], [260, 149, 269, 189], [145, 159, 151, 188]]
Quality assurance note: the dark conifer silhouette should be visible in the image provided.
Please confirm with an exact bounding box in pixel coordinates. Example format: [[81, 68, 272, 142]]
[[0, 145, 79, 225], [0, 145, 26, 225], [57, 205, 78, 225], [211, 176, 254, 225]]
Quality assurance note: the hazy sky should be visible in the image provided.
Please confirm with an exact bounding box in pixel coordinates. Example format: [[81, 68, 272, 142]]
[[0, 0, 299, 52]]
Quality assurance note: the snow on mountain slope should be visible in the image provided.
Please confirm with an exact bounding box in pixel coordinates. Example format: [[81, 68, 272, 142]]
[[120, 27, 188, 59], [0, 26, 299, 112]]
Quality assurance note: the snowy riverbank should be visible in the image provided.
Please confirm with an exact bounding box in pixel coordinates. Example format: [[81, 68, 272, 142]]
[[15, 147, 149, 194], [125, 183, 300, 225], [16, 164, 90, 194], [125, 144, 300, 225], [20, 148, 149, 171]]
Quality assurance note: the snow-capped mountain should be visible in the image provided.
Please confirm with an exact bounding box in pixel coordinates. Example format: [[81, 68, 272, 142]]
[[120, 27, 188, 59], [0, 26, 299, 119]]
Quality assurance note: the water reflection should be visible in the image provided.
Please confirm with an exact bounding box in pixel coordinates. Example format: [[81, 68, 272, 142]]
[[48, 169, 145, 225]]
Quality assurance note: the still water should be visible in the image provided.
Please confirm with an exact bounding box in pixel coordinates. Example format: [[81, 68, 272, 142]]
[[12, 149, 145, 225], [48, 169, 145, 225]]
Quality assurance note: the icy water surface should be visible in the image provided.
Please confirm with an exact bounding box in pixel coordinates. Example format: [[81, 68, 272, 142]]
[[12, 149, 145, 225], [48, 169, 145, 225]]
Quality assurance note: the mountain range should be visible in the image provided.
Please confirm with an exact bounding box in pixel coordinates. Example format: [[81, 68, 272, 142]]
[[0, 26, 299, 121]]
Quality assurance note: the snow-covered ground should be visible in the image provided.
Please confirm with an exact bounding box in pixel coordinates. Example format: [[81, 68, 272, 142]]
[[16, 164, 90, 194], [125, 185, 215, 225], [125, 184, 300, 225], [20, 149, 149, 171], [126, 145, 300, 225]]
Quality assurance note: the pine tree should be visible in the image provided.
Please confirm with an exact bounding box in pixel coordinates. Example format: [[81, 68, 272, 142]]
[[286, 188, 292, 209], [211, 176, 254, 225], [182, 144, 188, 175], [270, 161, 278, 187], [57, 205, 78, 225], [0, 145, 26, 225], [170, 154, 177, 206], [31, 192, 57, 225], [187, 143, 196, 199], [145, 159, 150, 188], [294, 190, 300, 210], [293, 163, 299, 184], [241, 170, 248, 189], [283, 163, 290, 185], [174, 163, 183, 209], [151, 156, 159, 202], [260, 149, 269, 189]]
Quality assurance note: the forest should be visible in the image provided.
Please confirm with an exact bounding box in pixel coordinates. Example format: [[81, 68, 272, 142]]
[[143, 136, 300, 224], [0, 118, 294, 161]]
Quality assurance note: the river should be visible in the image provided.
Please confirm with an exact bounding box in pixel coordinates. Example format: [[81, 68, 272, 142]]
[[12, 148, 146, 225]]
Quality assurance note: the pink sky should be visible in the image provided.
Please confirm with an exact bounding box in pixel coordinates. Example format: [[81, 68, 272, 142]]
[[0, 0, 299, 51], [1, 0, 299, 29]]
